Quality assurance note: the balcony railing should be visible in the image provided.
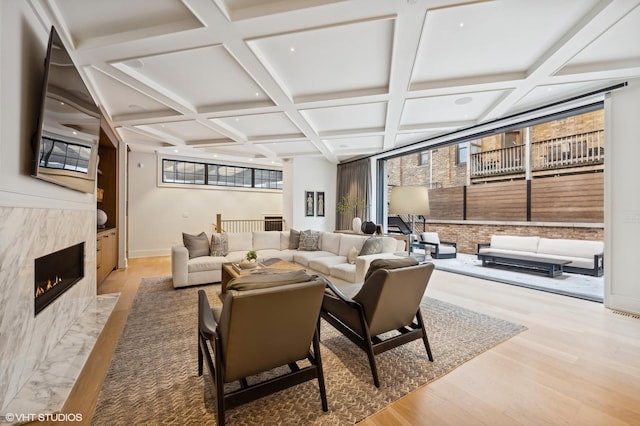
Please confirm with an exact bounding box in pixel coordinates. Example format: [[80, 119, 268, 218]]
[[470, 130, 604, 178], [471, 145, 525, 177], [531, 130, 604, 170]]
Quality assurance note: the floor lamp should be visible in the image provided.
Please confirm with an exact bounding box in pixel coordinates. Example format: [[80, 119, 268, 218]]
[[388, 186, 430, 254]]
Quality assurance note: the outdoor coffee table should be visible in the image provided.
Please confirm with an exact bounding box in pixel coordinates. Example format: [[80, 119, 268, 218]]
[[477, 251, 570, 278], [220, 258, 305, 294]]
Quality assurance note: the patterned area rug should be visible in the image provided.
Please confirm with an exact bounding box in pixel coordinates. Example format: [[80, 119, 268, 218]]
[[92, 276, 526, 425]]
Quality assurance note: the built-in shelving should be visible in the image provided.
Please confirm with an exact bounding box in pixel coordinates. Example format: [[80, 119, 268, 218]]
[[97, 120, 119, 285]]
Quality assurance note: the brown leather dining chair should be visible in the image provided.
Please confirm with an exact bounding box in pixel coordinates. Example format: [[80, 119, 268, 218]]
[[321, 258, 435, 387], [198, 270, 328, 426]]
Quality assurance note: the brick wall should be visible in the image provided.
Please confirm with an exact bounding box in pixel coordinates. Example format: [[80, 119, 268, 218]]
[[531, 109, 604, 142], [424, 222, 603, 254]]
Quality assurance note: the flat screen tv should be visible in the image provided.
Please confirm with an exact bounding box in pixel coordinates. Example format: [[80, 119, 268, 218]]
[[31, 26, 100, 194]]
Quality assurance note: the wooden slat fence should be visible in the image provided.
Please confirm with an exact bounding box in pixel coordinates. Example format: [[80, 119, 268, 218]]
[[531, 173, 603, 222], [466, 181, 527, 221]]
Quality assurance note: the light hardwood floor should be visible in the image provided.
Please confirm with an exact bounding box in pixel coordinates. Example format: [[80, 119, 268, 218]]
[[43, 257, 640, 425]]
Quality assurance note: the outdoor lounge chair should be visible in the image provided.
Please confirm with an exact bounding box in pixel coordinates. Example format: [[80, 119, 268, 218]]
[[419, 232, 457, 259]]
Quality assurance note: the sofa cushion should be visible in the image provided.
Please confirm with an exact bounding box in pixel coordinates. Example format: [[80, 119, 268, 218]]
[[537, 238, 603, 259], [299, 230, 321, 251], [188, 255, 225, 273], [227, 232, 253, 253], [478, 247, 539, 257], [320, 232, 341, 254], [182, 232, 210, 259], [490, 235, 539, 253], [359, 237, 383, 256], [289, 229, 301, 249], [421, 232, 440, 245], [255, 249, 285, 261], [280, 231, 290, 250], [253, 231, 281, 251], [338, 234, 367, 256], [380, 236, 400, 253], [329, 263, 356, 283], [308, 256, 348, 275], [210, 233, 229, 256], [293, 250, 334, 267]]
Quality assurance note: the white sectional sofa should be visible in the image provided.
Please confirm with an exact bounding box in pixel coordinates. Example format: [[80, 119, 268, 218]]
[[171, 230, 406, 288], [477, 235, 604, 276]]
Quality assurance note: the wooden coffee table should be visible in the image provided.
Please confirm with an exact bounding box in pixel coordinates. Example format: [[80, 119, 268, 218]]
[[220, 258, 305, 294]]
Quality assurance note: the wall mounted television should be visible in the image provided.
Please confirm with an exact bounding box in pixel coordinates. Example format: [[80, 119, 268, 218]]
[[31, 26, 100, 194]]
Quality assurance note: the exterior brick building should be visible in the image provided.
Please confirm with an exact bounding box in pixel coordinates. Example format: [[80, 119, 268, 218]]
[[386, 109, 604, 253]]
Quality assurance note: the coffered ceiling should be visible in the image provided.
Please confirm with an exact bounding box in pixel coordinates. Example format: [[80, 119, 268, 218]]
[[30, 0, 640, 166]]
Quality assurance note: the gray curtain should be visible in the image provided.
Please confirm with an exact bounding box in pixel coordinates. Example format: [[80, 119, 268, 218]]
[[336, 158, 371, 231]]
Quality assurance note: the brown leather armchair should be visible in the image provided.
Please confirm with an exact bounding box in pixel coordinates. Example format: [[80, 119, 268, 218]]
[[198, 270, 328, 426], [321, 258, 435, 387]]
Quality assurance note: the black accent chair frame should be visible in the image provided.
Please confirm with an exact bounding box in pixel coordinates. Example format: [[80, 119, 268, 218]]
[[320, 263, 435, 387], [198, 290, 328, 426]]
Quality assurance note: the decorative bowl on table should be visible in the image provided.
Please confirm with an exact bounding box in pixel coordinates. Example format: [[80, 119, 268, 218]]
[[239, 258, 258, 269]]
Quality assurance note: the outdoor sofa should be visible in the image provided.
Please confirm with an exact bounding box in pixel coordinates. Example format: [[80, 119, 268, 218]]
[[477, 235, 604, 276]]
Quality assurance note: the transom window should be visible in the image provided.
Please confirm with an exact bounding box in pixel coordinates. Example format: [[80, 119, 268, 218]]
[[162, 159, 282, 189]]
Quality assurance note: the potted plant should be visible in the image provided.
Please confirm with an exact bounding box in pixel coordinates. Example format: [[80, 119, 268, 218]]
[[240, 250, 259, 269], [337, 194, 366, 232]]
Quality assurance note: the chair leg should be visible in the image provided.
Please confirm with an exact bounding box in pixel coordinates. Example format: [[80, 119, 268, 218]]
[[313, 322, 328, 411], [214, 338, 226, 426], [416, 308, 433, 362], [198, 334, 204, 376], [359, 316, 380, 387]]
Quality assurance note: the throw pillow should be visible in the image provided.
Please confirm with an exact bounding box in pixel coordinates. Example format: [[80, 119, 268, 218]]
[[210, 233, 229, 256], [182, 232, 210, 259], [364, 257, 419, 282], [359, 237, 383, 256], [347, 246, 359, 264], [298, 229, 320, 251], [289, 229, 301, 249]]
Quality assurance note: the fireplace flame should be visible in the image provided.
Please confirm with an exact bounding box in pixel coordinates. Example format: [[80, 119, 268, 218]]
[[35, 275, 62, 299]]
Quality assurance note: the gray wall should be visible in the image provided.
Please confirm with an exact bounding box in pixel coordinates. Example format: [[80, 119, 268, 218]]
[[604, 78, 640, 314]]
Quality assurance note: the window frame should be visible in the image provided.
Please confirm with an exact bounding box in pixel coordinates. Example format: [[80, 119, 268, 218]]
[[158, 157, 282, 190]]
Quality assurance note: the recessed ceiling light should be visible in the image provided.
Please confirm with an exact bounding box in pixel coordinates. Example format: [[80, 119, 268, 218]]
[[459, 22, 464, 28], [290, 47, 295, 52], [235, 118, 240, 122], [255, 92, 260, 97], [547, 87, 554, 91], [128, 104, 146, 112], [173, 149, 179, 153], [72, 131, 77, 135], [124, 59, 144, 68], [454, 96, 473, 105]]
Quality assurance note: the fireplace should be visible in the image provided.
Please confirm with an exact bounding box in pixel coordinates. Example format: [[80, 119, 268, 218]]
[[34, 242, 85, 316]]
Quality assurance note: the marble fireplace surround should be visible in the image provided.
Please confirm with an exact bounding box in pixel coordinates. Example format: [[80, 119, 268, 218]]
[[0, 206, 97, 411]]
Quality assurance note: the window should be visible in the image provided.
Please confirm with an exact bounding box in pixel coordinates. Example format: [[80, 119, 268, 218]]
[[418, 151, 430, 166], [162, 159, 282, 189], [503, 131, 522, 147], [456, 142, 468, 165]]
